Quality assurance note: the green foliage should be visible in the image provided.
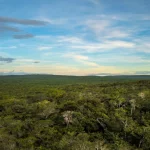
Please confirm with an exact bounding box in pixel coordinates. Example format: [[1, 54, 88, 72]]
[[0, 75, 150, 149]]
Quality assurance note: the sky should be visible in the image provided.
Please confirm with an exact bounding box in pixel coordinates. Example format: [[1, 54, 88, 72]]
[[0, 0, 150, 75]]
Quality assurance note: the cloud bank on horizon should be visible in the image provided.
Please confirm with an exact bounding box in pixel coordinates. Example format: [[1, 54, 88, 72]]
[[0, 0, 150, 75]]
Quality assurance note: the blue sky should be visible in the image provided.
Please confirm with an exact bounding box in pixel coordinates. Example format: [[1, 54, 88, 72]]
[[0, 0, 150, 75]]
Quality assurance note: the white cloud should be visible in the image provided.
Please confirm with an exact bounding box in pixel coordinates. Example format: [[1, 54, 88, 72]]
[[85, 19, 131, 39], [86, 20, 109, 33], [35, 16, 67, 25], [64, 53, 89, 61], [0, 46, 17, 49], [104, 30, 130, 38], [35, 34, 134, 53], [58, 36, 84, 44], [131, 39, 150, 53], [82, 61, 99, 67], [63, 53, 100, 67], [36, 35, 84, 45], [74, 55, 89, 61], [38, 46, 52, 51], [71, 40, 135, 52], [136, 42, 150, 53], [107, 41, 135, 48], [94, 55, 150, 63]]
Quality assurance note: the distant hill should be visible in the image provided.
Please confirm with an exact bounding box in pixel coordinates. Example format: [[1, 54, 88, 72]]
[[0, 74, 150, 85]]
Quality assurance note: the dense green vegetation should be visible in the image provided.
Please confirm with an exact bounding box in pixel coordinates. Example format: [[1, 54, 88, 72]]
[[0, 75, 150, 150]]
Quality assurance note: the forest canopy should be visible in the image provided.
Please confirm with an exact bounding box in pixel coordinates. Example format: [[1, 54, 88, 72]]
[[0, 75, 150, 150]]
